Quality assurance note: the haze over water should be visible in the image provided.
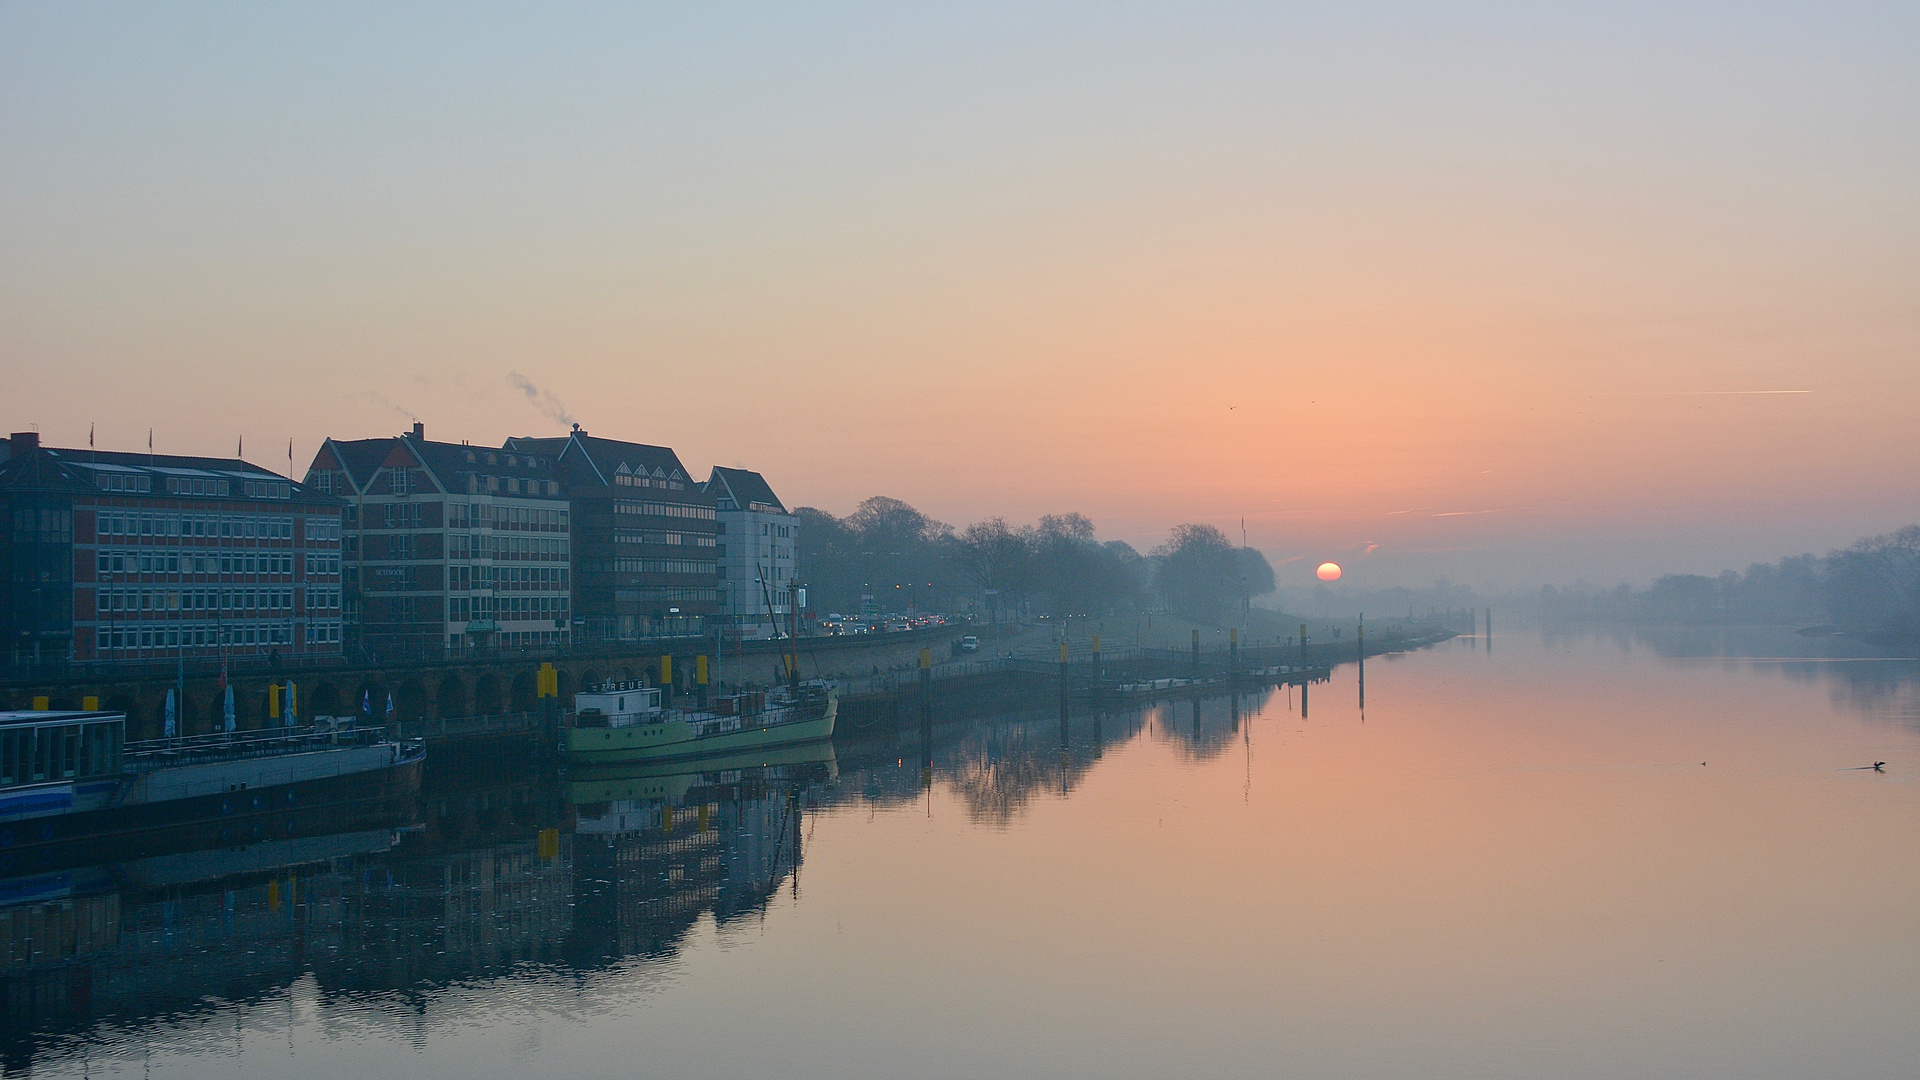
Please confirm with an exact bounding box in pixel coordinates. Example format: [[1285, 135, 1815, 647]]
[[25, 631, 1920, 1080]]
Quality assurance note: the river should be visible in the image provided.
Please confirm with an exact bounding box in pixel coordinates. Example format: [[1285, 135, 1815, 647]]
[[9, 626, 1920, 1079]]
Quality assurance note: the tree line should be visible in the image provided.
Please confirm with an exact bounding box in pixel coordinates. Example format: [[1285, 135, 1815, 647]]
[[1537, 524, 1920, 642], [792, 497, 1274, 623]]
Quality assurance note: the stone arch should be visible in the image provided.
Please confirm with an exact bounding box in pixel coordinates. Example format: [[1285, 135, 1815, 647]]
[[395, 677, 432, 723], [308, 682, 344, 718], [580, 668, 602, 693], [554, 667, 574, 702], [509, 671, 536, 714], [104, 692, 138, 731], [436, 673, 468, 719], [472, 673, 503, 715]]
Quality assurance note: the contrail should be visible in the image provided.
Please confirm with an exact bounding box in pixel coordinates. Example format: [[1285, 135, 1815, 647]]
[[1588, 390, 1813, 396], [507, 372, 577, 427]]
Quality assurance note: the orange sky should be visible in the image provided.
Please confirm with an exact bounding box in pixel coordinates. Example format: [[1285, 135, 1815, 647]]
[[4, 5, 1915, 586]]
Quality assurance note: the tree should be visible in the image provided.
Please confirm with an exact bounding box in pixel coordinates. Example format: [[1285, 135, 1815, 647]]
[[956, 518, 1031, 623], [1152, 524, 1244, 621], [1825, 526, 1920, 638]]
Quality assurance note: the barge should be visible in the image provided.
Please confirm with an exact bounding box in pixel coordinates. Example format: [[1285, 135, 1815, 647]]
[[0, 709, 424, 874]]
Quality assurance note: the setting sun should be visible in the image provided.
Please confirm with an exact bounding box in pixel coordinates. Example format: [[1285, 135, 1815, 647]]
[[1317, 562, 1342, 581]]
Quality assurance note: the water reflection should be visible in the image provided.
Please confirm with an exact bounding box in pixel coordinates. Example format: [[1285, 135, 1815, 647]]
[[0, 745, 836, 1074], [10, 632, 1920, 1079], [1540, 622, 1920, 728]]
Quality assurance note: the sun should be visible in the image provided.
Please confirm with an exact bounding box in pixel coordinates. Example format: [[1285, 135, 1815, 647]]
[[1317, 562, 1342, 581]]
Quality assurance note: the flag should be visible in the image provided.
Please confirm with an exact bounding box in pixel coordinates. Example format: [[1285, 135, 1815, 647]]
[[238, 435, 243, 457], [223, 684, 236, 732], [164, 688, 176, 739], [362, 689, 371, 715], [385, 692, 394, 720], [148, 429, 153, 452], [88, 423, 94, 448]]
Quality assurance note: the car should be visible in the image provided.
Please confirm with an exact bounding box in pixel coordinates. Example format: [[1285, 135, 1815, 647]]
[[959, 635, 979, 652]]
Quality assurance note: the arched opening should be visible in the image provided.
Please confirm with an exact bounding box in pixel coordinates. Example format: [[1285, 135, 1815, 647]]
[[436, 673, 468, 718], [105, 693, 140, 736], [309, 682, 344, 718], [581, 668, 601, 692], [395, 678, 431, 723], [472, 673, 503, 715], [509, 671, 536, 714]]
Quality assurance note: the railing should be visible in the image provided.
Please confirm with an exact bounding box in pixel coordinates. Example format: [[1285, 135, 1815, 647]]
[[123, 723, 387, 771]]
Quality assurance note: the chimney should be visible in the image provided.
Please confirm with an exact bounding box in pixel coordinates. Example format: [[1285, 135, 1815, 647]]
[[410, 422, 424, 441], [11, 431, 39, 454]]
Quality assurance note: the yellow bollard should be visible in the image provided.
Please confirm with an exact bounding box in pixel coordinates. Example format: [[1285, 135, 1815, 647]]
[[696, 655, 708, 685], [697, 804, 709, 832], [31, 696, 48, 711], [82, 696, 99, 711]]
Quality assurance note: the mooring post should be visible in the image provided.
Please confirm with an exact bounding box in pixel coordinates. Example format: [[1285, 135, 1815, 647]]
[[1357, 616, 1365, 711], [1191, 629, 1200, 678], [1229, 627, 1239, 675], [1299, 623, 1308, 669], [1059, 641, 1071, 710], [919, 647, 933, 724]]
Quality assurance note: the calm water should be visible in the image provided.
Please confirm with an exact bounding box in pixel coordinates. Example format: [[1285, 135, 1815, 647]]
[[9, 628, 1920, 1079]]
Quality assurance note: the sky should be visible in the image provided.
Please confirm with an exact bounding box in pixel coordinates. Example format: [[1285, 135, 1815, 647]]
[[3, 2, 1916, 589]]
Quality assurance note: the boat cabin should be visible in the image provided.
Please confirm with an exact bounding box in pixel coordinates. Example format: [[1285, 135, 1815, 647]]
[[573, 681, 663, 729], [0, 711, 126, 789]]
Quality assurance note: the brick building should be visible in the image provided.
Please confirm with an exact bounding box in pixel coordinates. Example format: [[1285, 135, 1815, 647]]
[[0, 431, 344, 666], [505, 429, 717, 643], [307, 424, 572, 658]]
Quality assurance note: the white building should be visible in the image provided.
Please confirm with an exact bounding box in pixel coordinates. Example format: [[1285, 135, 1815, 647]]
[[704, 467, 796, 640]]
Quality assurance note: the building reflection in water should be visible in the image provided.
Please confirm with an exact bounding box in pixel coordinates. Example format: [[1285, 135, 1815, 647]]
[[0, 746, 835, 1074], [0, 686, 1280, 1073]]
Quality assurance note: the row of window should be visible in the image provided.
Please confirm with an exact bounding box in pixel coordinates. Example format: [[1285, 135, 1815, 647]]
[[97, 550, 301, 576], [97, 586, 299, 613], [96, 512, 302, 541], [440, 502, 570, 531], [9, 508, 73, 544], [615, 500, 715, 521], [0, 722, 121, 787], [448, 565, 567, 591], [94, 473, 151, 493], [614, 530, 717, 548], [450, 630, 568, 647], [449, 594, 570, 621], [164, 476, 229, 496], [466, 474, 560, 496], [613, 472, 686, 490], [715, 565, 792, 580], [615, 559, 716, 575], [307, 554, 342, 575], [97, 622, 324, 650]]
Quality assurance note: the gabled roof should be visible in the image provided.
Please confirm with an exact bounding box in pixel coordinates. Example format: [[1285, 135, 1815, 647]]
[[705, 467, 787, 514], [314, 438, 396, 492], [505, 431, 701, 497], [312, 431, 564, 498]]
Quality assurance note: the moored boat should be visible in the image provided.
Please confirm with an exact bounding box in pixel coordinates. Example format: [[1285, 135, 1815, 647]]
[[564, 680, 836, 766], [0, 709, 425, 874]]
